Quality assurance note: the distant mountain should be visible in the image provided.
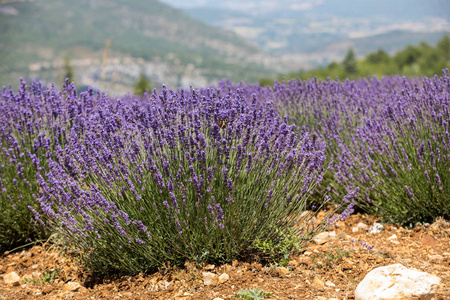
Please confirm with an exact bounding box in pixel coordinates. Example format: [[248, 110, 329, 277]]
[[0, 0, 284, 93], [161, 0, 450, 67]]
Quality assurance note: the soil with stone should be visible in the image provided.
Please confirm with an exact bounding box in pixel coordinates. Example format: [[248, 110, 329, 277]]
[[1, 212, 449, 300]]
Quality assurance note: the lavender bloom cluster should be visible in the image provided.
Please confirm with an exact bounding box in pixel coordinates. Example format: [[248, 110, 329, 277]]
[[0, 79, 71, 250], [0, 79, 337, 274], [267, 70, 450, 225]]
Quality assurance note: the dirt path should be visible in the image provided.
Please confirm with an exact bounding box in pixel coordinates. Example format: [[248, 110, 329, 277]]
[[1, 213, 449, 299]]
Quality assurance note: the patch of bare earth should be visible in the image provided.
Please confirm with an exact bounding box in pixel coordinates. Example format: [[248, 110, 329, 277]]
[[1, 213, 449, 299]]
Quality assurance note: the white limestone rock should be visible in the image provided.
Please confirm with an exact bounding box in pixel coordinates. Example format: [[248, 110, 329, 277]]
[[3, 271, 21, 286], [63, 281, 82, 292], [355, 263, 441, 300], [218, 273, 229, 283], [356, 222, 369, 231], [368, 222, 383, 234], [313, 231, 336, 245], [203, 272, 219, 286]]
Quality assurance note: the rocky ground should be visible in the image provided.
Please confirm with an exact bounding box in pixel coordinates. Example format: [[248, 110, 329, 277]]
[[1, 212, 449, 300]]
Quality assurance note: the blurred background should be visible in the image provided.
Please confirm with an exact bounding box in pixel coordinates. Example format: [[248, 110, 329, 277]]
[[0, 0, 449, 95]]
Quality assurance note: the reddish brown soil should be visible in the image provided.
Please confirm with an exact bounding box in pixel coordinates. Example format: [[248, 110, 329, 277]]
[[1, 213, 449, 300]]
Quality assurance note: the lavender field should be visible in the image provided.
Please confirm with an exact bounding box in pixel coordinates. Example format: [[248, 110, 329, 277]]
[[1, 71, 449, 275]]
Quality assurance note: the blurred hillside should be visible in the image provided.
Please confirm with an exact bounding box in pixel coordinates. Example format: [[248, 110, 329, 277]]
[[0, 0, 287, 94], [164, 0, 450, 68]]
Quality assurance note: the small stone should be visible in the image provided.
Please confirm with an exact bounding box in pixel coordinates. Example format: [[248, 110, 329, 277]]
[[325, 280, 336, 287], [335, 221, 346, 228], [213, 298, 224, 300], [311, 276, 325, 290], [421, 235, 436, 245], [218, 273, 229, 284], [3, 272, 20, 286], [276, 267, 289, 278], [31, 264, 40, 270], [303, 251, 313, 256], [313, 231, 336, 245], [203, 272, 218, 286], [63, 281, 82, 292], [158, 281, 171, 290], [388, 234, 397, 240], [204, 264, 215, 271], [429, 254, 444, 261], [443, 252, 450, 256], [357, 222, 369, 230], [368, 222, 383, 234], [22, 272, 40, 281], [300, 210, 312, 219], [352, 227, 359, 233], [355, 263, 441, 300]]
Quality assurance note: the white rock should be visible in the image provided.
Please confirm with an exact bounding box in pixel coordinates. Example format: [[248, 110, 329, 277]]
[[203, 272, 218, 286], [325, 280, 336, 287], [218, 273, 229, 284], [352, 227, 359, 233], [368, 223, 383, 234], [357, 222, 369, 230], [388, 234, 397, 240], [428, 254, 443, 261], [158, 280, 171, 290], [63, 281, 82, 292], [3, 272, 20, 286], [355, 263, 441, 300], [313, 231, 336, 245]]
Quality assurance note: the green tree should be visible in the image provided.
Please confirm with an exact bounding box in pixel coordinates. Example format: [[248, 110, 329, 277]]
[[62, 55, 75, 84], [259, 77, 274, 87], [366, 49, 391, 64], [343, 48, 357, 74], [437, 35, 450, 62], [133, 73, 152, 95], [394, 45, 422, 69]]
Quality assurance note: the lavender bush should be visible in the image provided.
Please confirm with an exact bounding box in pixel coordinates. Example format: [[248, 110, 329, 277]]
[[268, 71, 450, 225], [20, 83, 336, 275], [0, 79, 59, 251]]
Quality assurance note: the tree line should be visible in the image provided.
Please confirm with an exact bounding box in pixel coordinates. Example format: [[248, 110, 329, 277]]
[[260, 35, 450, 85]]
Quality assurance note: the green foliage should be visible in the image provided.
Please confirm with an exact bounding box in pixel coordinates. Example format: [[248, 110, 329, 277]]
[[0, 150, 49, 253], [62, 55, 75, 86], [22, 268, 61, 284], [258, 77, 274, 87], [311, 247, 351, 269], [366, 49, 391, 64], [250, 213, 325, 266], [274, 35, 450, 82], [234, 288, 273, 300], [343, 48, 357, 74], [133, 74, 152, 95]]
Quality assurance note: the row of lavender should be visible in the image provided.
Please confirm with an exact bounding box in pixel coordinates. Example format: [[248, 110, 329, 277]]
[[267, 71, 449, 225], [0, 79, 336, 275], [1, 70, 448, 274]]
